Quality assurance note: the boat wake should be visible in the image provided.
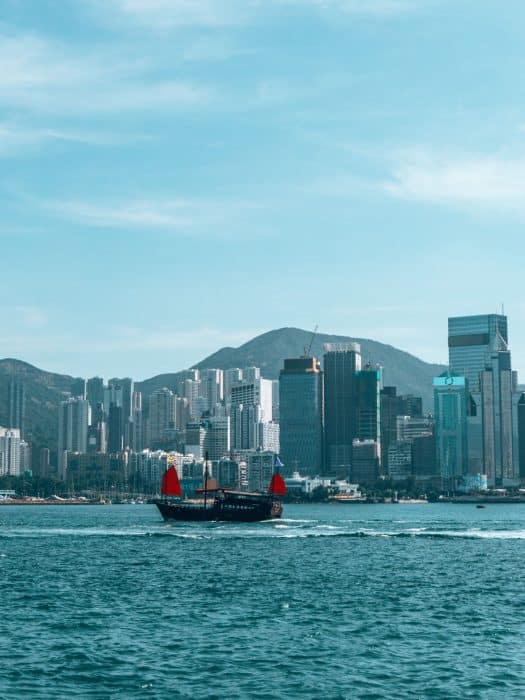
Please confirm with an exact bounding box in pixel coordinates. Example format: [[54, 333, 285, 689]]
[[1, 523, 524, 540]]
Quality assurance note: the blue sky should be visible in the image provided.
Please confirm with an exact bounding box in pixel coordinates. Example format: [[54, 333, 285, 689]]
[[2, 0, 525, 380]]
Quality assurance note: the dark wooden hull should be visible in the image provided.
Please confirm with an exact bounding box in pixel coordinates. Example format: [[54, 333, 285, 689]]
[[154, 497, 282, 523]]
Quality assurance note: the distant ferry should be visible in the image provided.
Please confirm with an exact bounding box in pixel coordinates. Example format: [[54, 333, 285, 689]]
[[154, 458, 286, 523]]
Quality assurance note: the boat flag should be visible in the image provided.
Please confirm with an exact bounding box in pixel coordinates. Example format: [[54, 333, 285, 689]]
[[274, 456, 284, 470], [161, 465, 182, 497]]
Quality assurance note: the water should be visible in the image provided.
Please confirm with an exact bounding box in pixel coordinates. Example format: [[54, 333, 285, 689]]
[[0, 503, 524, 699]]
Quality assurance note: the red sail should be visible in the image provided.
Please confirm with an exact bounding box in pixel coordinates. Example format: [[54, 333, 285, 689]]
[[268, 473, 287, 496], [161, 466, 182, 497]]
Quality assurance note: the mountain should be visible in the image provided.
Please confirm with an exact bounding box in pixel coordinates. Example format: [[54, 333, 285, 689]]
[[194, 328, 445, 406], [0, 359, 83, 452], [0, 328, 446, 461]]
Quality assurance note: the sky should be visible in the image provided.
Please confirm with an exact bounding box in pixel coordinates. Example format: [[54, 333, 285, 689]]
[[2, 0, 525, 380]]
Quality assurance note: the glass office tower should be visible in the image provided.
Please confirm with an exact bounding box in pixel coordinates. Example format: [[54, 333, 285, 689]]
[[323, 343, 361, 477], [433, 375, 469, 490], [448, 314, 508, 392], [448, 314, 517, 486], [279, 357, 324, 476]]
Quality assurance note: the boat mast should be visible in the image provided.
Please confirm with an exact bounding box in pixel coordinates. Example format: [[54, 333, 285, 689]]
[[204, 451, 209, 510]]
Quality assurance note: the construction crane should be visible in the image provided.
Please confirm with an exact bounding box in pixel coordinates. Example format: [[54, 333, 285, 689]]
[[303, 324, 318, 358]]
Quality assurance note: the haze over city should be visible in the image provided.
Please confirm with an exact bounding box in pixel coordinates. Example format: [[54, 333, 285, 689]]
[[2, 0, 525, 378]]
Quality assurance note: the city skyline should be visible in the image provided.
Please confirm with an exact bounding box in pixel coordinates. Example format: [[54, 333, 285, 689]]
[[0, 317, 522, 384], [2, 1, 525, 378]]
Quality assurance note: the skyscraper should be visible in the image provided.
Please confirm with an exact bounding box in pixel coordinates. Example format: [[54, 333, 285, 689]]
[[433, 375, 469, 489], [223, 368, 243, 404], [323, 343, 361, 476], [449, 314, 517, 486], [148, 388, 176, 446], [517, 394, 525, 481], [131, 390, 143, 452], [108, 404, 123, 453], [230, 378, 273, 450], [8, 379, 25, 438], [0, 427, 21, 476], [86, 377, 104, 413], [107, 377, 134, 448], [199, 369, 224, 412], [355, 365, 382, 446], [279, 357, 323, 476], [58, 397, 90, 477], [448, 314, 508, 392], [380, 387, 423, 474]]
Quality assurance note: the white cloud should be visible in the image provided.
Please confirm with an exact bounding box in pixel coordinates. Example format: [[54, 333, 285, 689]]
[[0, 33, 210, 115], [383, 150, 525, 212], [95, 0, 250, 28], [40, 196, 258, 236], [92, 0, 423, 29], [105, 326, 261, 352], [0, 123, 149, 155], [280, 0, 419, 16]]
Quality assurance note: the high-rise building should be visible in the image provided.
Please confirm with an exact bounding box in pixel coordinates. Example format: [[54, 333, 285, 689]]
[[351, 439, 380, 485], [224, 368, 243, 404], [0, 427, 21, 476], [177, 369, 200, 398], [231, 379, 273, 421], [324, 345, 382, 478], [449, 314, 517, 487], [202, 416, 230, 461], [39, 447, 51, 478], [279, 357, 323, 476], [412, 435, 438, 484], [479, 350, 516, 486], [70, 378, 87, 400], [148, 388, 176, 446], [230, 404, 262, 450], [380, 387, 423, 473], [243, 367, 261, 383], [107, 378, 134, 448], [215, 458, 239, 489], [324, 343, 361, 476], [184, 379, 201, 421], [388, 441, 413, 481], [87, 421, 107, 454], [517, 394, 525, 482], [87, 377, 104, 413], [185, 421, 207, 459], [396, 415, 433, 442], [258, 421, 280, 454], [19, 440, 31, 473], [199, 369, 224, 413], [246, 451, 275, 492], [58, 397, 90, 477], [8, 379, 25, 437], [131, 391, 143, 452], [433, 375, 469, 490], [108, 404, 123, 453], [175, 397, 190, 431], [448, 314, 508, 392], [230, 378, 273, 450], [355, 365, 382, 446], [271, 380, 280, 421]]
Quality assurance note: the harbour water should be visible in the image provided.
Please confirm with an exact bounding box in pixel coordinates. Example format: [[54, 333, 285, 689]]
[[1, 503, 524, 699]]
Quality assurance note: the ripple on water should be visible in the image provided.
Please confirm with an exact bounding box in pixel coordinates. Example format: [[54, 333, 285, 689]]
[[0, 503, 524, 699]]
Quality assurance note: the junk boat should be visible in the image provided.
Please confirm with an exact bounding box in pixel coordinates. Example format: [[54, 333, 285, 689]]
[[154, 457, 286, 523]]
